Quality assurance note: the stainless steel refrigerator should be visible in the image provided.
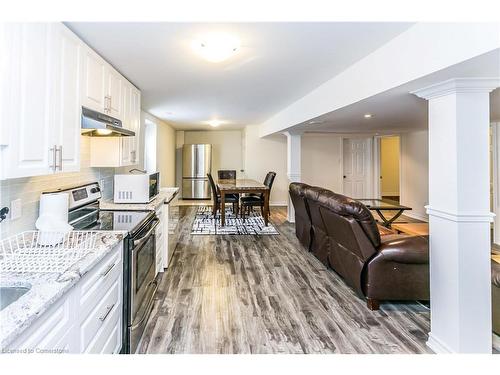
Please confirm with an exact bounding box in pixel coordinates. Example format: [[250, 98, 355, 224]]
[[182, 144, 212, 199]]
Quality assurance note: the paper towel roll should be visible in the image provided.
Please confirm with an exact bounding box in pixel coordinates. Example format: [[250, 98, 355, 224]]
[[38, 192, 69, 224]]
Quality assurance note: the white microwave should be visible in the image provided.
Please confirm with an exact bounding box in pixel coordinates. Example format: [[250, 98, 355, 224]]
[[114, 172, 160, 203]]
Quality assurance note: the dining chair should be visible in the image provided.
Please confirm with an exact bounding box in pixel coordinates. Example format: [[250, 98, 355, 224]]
[[217, 170, 239, 203], [240, 171, 276, 221], [207, 173, 239, 219], [217, 170, 237, 179]]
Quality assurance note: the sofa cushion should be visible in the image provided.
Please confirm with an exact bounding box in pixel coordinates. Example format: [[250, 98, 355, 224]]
[[315, 190, 381, 248], [377, 235, 429, 264]]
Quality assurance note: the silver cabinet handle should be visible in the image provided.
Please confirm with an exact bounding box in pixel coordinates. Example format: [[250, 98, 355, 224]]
[[104, 96, 111, 113], [99, 303, 115, 322], [57, 145, 63, 171], [49, 145, 57, 172], [100, 262, 116, 278]]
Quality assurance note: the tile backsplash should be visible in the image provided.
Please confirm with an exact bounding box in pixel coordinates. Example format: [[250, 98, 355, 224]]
[[0, 137, 115, 238]]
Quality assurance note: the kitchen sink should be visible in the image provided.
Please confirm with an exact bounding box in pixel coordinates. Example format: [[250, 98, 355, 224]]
[[0, 285, 31, 311]]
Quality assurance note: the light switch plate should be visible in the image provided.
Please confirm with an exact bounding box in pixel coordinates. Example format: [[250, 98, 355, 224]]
[[10, 198, 22, 220]]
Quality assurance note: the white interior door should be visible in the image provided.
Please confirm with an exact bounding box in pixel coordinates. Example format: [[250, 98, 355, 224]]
[[343, 137, 372, 198]]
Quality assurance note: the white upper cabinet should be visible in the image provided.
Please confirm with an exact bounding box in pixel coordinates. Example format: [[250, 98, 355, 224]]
[[0, 23, 55, 179], [81, 48, 106, 113], [91, 82, 141, 168], [81, 46, 127, 121], [0, 23, 83, 179], [0, 22, 141, 179], [51, 23, 82, 173], [119, 83, 141, 167], [106, 68, 123, 119]]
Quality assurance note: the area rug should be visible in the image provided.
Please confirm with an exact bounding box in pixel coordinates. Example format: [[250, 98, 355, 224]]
[[191, 206, 280, 235]]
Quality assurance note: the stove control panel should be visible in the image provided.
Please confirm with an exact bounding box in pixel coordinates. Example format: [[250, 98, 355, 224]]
[[43, 182, 102, 211]]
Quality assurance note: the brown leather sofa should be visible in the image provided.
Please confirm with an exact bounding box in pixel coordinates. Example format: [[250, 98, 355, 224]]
[[289, 182, 430, 310], [493, 260, 500, 335]]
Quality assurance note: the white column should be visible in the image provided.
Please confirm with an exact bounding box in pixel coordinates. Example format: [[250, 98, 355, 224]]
[[413, 78, 500, 353], [284, 130, 302, 223]]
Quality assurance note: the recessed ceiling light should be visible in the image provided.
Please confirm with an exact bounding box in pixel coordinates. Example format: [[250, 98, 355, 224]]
[[364, 113, 373, 119], [207, 120, 222, 127], [192, 33, 240, 63]]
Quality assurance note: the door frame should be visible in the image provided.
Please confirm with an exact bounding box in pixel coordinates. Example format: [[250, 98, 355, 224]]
[[374, 134, 402, 201], [340, 136, 374, 199]]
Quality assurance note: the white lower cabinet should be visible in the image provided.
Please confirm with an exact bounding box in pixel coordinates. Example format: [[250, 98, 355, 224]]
[[8, 241, 123, 354], [155, 205, 166, 275]]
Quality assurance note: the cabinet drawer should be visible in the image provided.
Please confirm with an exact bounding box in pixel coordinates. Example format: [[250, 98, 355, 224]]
[[79, 245, 122, 316], [85, 299, 122, 354], [101, 318, 122, 354], [80, 278, 120, 352], [10, 293, 72, 350]]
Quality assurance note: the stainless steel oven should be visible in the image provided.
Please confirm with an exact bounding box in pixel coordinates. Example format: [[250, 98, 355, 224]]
[[126, 216, 159, 353]]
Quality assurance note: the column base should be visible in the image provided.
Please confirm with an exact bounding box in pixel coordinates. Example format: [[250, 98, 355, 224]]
[[426, 332, 454, 354]]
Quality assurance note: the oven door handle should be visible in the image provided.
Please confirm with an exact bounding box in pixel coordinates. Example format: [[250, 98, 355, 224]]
[[133, 219, 160, 247], [130, 280, 158, 330]]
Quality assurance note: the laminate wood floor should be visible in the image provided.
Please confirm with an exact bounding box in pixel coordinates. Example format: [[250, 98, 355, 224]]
[[138, 206, 431, 354]]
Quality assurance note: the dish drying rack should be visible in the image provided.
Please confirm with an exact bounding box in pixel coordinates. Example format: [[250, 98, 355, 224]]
[[0, 231, 99, 274]]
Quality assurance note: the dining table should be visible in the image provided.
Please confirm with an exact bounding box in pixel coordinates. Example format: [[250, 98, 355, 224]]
[[217, 178, 270, 227]]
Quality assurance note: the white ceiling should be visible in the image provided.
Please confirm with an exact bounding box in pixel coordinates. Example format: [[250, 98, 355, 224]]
[[66, 22, 413, 130], [299, 49, 500, 134]]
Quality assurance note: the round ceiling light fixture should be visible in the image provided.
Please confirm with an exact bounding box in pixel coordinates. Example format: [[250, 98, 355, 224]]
[[192, 33, 240, 63], [364, 113, 373, 119], [207, 120, 222, 127]]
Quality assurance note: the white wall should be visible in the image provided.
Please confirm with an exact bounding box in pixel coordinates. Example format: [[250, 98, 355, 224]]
[[301, 134, 343, 193], [155, 118, 176, 187], [400, 130, 429, 221], [244, 126, 288, 205], [139, 111, 176, 187]]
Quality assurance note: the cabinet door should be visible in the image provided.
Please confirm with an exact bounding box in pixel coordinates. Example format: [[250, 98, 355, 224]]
[[2, 23, 55, 178], [81, 47, 106, 112], [120, 82, 134, 166], [106, 67, 123, 119], [130, 87, 141, 165], [51, 23, 82, 173]]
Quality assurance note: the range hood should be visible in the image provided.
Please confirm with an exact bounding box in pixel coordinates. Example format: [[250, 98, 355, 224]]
[[81, 107, 135, 137]]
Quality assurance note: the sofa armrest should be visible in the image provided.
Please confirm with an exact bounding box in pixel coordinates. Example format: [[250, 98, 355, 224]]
[[376, 235, 429, 264]]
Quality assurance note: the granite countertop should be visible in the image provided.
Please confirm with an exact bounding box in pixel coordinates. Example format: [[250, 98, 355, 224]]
[[99, 187, 179, 212], [0, 231, 126, 349]]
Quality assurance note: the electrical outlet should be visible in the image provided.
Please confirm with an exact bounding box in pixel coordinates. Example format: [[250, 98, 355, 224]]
[[10, 198, 22, 220]]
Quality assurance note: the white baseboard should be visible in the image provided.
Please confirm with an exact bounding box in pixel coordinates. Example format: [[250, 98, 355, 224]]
[[403, 211, 429, 222], [426, 333, 454, 353]]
